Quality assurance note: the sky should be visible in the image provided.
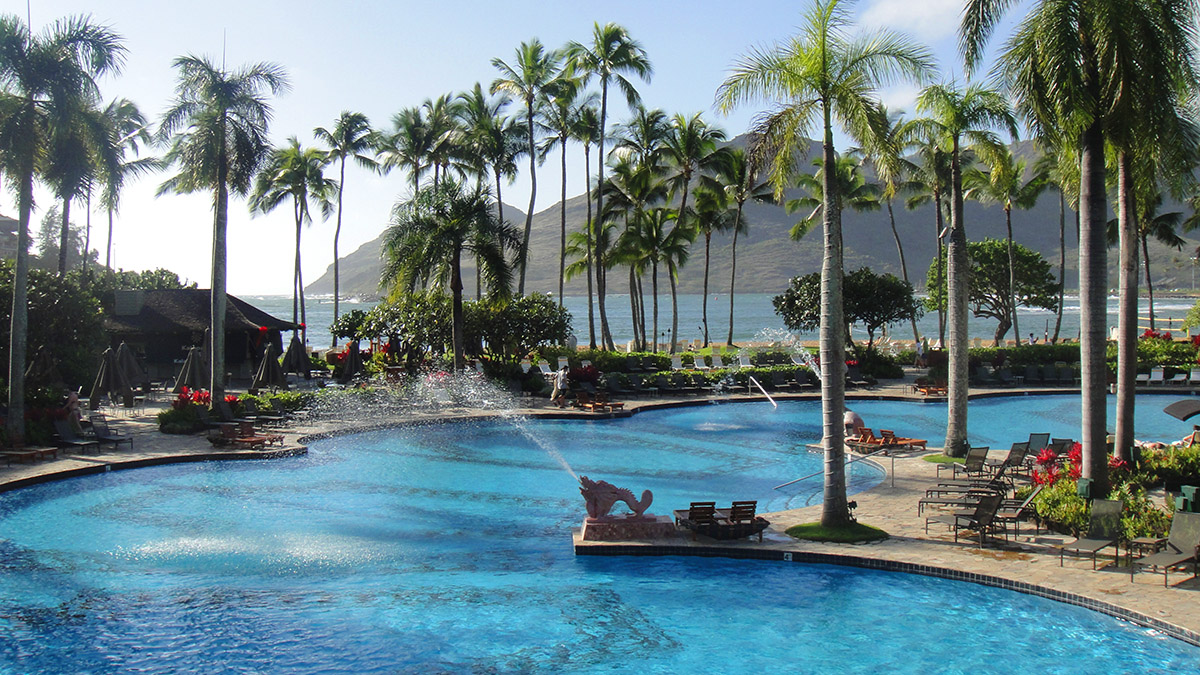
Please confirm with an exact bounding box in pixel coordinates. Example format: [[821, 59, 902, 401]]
[[4, 0, 1023, 295]]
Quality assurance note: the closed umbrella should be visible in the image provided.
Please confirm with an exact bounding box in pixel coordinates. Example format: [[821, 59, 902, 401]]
[[173, 346, 204, 393], [281, 335, 310, 379], [89, 348, 119, 410], [250, 342, 288, 392], [115, 342, 148, 392], [337, 342, 363, 385]]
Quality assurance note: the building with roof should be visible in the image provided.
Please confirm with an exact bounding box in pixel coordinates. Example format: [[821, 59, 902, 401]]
[[106, 289, 296, 380]]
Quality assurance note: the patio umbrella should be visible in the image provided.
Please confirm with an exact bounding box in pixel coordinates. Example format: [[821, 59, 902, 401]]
[[89, 347, 133, 410], [250, 342, 288, 392], [115, 342, 149, 391], [281, 335, 311, 379], [1163, 399, 1200, 422], [172, 346, 205, 393], [336, 342, 363, 385]]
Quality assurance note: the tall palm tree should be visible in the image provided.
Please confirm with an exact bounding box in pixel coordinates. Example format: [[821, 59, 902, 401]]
[[381, 180, 519, 370], [456, 83, 521, 229], [158, 55, 289, 400], [0, 15, 124, 444], [714, 147, 774, 346], [904, 133, 952, 345], [786, 154, 882, 242], [376, 106, 432, 194], [565, 22, 653, 306], [491, 39, 560, 295], [717, 0, 933, 527], [98, 97, 155, 271], [914, 82, 1015, 458], [569, 101, 603, 348], [692, 185, 735, 345], [1033, 140, 1080, 344], [963, 0, 1200, 489], [314, 111, 377, 345], [44, 101, 109, 276], [249, 137, 337, 345], [661, 112, 729, 346], [963, 145, 1047, 340], [422, 94, 463, 188], [540, 77, 595, 306]]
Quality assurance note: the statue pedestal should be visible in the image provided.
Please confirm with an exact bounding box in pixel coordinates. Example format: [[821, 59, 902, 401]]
[[581, 515, 678, 541]]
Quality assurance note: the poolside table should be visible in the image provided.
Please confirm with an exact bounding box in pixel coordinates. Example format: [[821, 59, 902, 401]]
[[1127, 536, 1167, 566]]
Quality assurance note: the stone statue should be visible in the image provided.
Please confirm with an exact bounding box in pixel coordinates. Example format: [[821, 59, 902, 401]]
[[579, 475, 653, 520]]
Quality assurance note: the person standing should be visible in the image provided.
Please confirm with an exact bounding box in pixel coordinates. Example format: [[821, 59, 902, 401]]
[[551, 366, 570, 408]]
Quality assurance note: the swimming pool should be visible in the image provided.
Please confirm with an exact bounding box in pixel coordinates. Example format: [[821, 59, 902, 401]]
[[0, 396, 1196, 672]]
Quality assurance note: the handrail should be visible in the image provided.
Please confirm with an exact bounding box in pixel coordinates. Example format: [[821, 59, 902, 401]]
[[774, 447, 890, 490], [747, 376, 777, 408]]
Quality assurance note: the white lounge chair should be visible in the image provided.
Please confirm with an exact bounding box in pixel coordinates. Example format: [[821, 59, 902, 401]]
[[538, 361, 553, 377], [739, 354, 753, 369], [1168, 369, 1188, 385], [1148, 367, 1166, 386], [693, 355, 711, 371], [1189, 368, 1200, 387], [520, 359, 532, 374], [557, 356, 570, 371], [713, 354, 728, 369], [670, 356, 684, 371]]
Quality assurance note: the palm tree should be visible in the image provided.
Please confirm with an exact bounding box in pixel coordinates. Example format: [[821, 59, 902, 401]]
[[44, 101, 109, 276], [1033, 141, 1079, 344], [786, 154, 882, 242], [249, 137, 337, 345], [0, 15, 124, 444], [914, 82, 1015, 457], [963, 144, 1047, 341], [381, 180, 519, 370], [422, 94, 463, 188], [98, 98, 155, 271], [604, 154, 669, 350], [540, 77, 595, 306], [491, 39, 560, 295], [314, 111, 377, 345], [660, 112, 728, 346], [904, 133, 952, 345], [717, 0, 932, 527], [569, 101, 603, 348], [714, 147, 773, 346], [157, 55, 289, 400], [963, 0, 1200, 490], [565, 22, 653, 305], [376, 106, 433, 194], [691, 185, 736, 345]]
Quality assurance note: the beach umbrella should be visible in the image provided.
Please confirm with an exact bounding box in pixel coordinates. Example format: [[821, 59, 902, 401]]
[[89, 348, 117, 410], [115, 342, 149, 391], [281, 335, 311, 379], [336, 342, 363, 385], [250, 342, 288, 392], [173, 346, 205, 393], [1163, 399, 1200, 422]]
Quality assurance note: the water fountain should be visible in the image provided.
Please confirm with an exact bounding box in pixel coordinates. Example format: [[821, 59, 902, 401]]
[[754, 327, 821, 381]]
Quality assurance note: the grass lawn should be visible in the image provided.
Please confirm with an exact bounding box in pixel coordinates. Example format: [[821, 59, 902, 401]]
[[785, 521, 889, 543], [922, 454, 964, 464]]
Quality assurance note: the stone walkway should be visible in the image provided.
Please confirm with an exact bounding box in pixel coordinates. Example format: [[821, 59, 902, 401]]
[[3, 379, 1197, 645]]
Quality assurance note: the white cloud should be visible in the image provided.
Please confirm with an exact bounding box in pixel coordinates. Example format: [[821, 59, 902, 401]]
[[858, 0, 963, 43]]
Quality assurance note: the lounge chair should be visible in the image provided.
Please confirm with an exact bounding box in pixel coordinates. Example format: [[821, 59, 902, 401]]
[[244, 400, 286, 426], [629, 374, 659, 397], [917, 484, 1004, 515], [925, 493, 1005, 547], [574, 391, 605, 412], [593, 391, 624, 411], [670, 356, 684, 371], [604, 375, 635, 398], [212, 422, 266, 449], [1027, 433, 1051, 452], [625, 356, 646, 373], [674, 501, 718, 540], [557, 356, 570, 371], [770, 371, 796, 392], [1130, 512, 1200, 587], [848, 427, 886, 448], [936, 445, 989, 478], [993, 485, 1045, 539], [53, 420, 100, 454], [714, 501, 770, 542], [1058, 499, 1123, 569], [214, 399, 252, 425], [1189, 368, 1200, 387], [1023, 365, 1042, 385], [690, 373, 714, 394], [738, 354, 753, 369], [985, 442, 1028, 474], [1168, 369, 1189, 385], [88, 415, 132, 450], [879, 429, 927, 450], [712, 354, 729, 369], [1148, 367, 1166, 386], [1135, 370, 1151, 385], [692, 355, 710, 371], [928, 463, 1011, 498], [538, 361, 553, 377], [519, 359, 532, 374]]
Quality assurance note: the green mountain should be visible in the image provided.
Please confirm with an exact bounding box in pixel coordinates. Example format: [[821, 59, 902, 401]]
[[307, 138, 1200, 299]]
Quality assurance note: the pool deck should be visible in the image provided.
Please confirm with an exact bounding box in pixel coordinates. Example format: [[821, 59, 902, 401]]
[[4, 380, 1198, 645]]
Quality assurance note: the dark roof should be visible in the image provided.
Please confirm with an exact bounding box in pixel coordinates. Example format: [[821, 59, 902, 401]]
[[106, 289, 296, 335]]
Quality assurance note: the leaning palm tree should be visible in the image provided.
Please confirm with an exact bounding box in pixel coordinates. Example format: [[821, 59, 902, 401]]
[[963, 0, 1200, 489], [714, 147, 774, 346], [381, 180, 519, 370], [158, 55, 289, 399], [564, 22, 653, 293], [249, 137, 337, 345], [717, 0, 933, 527], [0, 14, 124, 444], [314, 111, 377, 344], [963, 144, 1047, 340], [491, 39, 560, 295], [660, 112, 729, 346], [914, 82, 1015, 458], [98, 97, 156, 271]]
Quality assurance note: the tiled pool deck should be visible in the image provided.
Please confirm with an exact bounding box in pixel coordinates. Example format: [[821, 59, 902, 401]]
[[4, 384, 1197, 646]]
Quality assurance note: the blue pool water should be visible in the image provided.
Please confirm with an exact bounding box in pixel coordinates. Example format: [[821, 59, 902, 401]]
[[0, 397, 1196, 673]]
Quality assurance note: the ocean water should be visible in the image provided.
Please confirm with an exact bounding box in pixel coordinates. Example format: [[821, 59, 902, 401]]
[[247, 293, 1198, 352]]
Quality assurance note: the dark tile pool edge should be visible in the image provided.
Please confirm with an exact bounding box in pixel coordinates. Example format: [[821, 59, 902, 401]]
[[0, 447, 307, 495], [574, 542, 1200, 648]]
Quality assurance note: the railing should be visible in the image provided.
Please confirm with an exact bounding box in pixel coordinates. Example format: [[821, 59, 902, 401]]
[[773, 446, 895, 490], [747, 376, 777, 408]]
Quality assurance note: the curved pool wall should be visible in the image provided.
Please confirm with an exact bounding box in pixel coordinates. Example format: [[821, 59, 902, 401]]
[[0, 397, 1197, 672]]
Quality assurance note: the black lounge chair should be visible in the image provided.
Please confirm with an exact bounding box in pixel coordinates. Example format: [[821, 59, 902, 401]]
[[193, 406, 225, 430], [985, 442, 1028, 475], [655, 374, 685, 396], [1130, 512, 1200, 587], [925, 493, 1005, 547], [674, 502, 718, 540], [244, 399, 286, 426], [770, 371, 797, 392], [994, 485, 1045, 538], [88, 415, 132, 450], [1027, 433, 1051, 452], [214, 399, 252, 425], [604, 375, 635, 398], [715, 501, 770, 542], [53, 420, 100, 454], [936, 446, 989, 479], [690, 373, 714, 394], [1023, 365, 1042, 385], [629, 374, 659, 397], [1058, 499, 1123, 569]]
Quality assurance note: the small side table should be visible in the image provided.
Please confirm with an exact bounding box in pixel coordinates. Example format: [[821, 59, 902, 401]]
[[1127, 536, 1167, 566]]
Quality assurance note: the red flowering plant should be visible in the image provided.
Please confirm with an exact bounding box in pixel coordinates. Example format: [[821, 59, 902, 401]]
[[1033, 464, 1060, 486], [1035, 448, 1058, 466], [1141, 328, 1172, 341], [224, 394, 239, 404], [569, 365, 601, 383]]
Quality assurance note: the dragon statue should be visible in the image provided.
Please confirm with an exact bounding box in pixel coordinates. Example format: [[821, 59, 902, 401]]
[[579, 475, 653, 520]]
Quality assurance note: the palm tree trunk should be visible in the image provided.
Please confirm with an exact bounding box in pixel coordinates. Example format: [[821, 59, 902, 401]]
[[558, 136, 568, 306], [887, 199, 920, 345], [493, 169, 506, 297], [105, 207, 114, 269], [629, 267, 640, 350], [1052, 189, 1065, 343], [651, 262, 660, 353], [7, 167, 35, 445], [83, 192, 91, 277], [292, 201, 301, 334], [702, 231, 711, 347], [818, 110, 849, 529], [1006, 205, 1019, 339], [669, 261, 680, 355], [1079, 121, 1110, 493], [450, 247, 465, 371], [1143, 235, 1155, 332], [598, 249, 614, 350], [1115, 152, 1137, 463], [211, 159, 229, 400], [58, 197, 72, 275], [584, 145, 596, 349], [518, 100, 537, 296], [945, 135, 969, 458], [332, 157, 346, 348], [727, 203, 743, 346]]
